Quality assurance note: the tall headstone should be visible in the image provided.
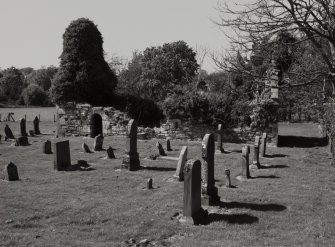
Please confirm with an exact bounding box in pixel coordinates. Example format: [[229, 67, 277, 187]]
[[53, 140, 71, 171], [156, 141, 167, 156], [43, 140, 52, 154], [182, 159, 208, 225], [251, 136, 261, 169], [174, 146, 188, 181], [122, 119, 140, 171], [4, 125, 15, 140], [216, 124, 224, 153], [238, 145, 250, 179], [4, 162, 19, 181], [261, 132, 268, 157], [166, 138, 172, 151], [201, 133, 220, 205], [19, 118, 28, 137], [93, 134, 104, 151], [33, 116, 41, 135]]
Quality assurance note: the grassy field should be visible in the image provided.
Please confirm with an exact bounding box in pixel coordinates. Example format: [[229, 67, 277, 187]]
[[1, 120, 335, 246]]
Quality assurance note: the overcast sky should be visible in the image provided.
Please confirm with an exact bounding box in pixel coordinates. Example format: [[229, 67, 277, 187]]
[[0, 0, 230, 73]]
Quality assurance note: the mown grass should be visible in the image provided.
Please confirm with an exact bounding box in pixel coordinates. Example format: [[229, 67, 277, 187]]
[[0, 120, 334, 246]]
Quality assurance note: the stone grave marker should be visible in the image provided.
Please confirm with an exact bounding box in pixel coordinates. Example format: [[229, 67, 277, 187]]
[[93, 134, 104, 151], [216, 124, 224, 153], [4, 162, 19, 181], [225, 169, 232, 188], [261, 132, 268, 157], [33, 116, 41, 135], [174, 146, 188, 181], [106, 146, 115, 159], [238, 145, 250, 179], [201, 133, 220, 205], [29, 130, 35, 137], [122, 119, 140, 171], [156, 141, 167, 156], [166, 138, 172, 151], [19, 118, 28, 137], [16, 136, 29, 146], [82, 143, 92, 153], [43, 140, 52, 154], [5, 124, 15, 140], [147, 178, 153, 189], [251, 136, 261, 169], [181, 159, 208, 225], [53, 140, 71, 171]]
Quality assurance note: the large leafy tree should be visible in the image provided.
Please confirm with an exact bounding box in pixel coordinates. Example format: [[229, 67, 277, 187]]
[[0, 67, 24, 102], [50, 18, 117, 105], [26, 66, 58, 91]]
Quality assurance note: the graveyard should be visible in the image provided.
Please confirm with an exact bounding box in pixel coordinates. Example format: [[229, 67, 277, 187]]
[[1, 119, 335, 246]]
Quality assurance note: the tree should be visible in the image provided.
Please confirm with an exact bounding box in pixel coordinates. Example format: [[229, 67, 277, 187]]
[[26, 66, 58, 91], [21, 84, 49, 106], [0, 67, 24, 102], [50, 18, 117, 105]]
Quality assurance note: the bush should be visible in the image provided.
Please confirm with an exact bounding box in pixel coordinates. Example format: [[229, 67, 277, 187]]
[[21, 84, 50, 106]]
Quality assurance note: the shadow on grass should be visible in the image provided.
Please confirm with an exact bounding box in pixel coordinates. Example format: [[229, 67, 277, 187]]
[[227, 149, 242, 153], [261, 164, 289, 169], [140, 166, 175, 172], [278, 135, 328, 147], [264, 154, 288, 158], [253, 175, 280, 179], [220, 201, 286, 211], [203, 213, 259, 225], [65, 163, 95, 172]]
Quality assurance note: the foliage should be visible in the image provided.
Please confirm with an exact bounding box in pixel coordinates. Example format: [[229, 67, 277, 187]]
[[21, 84, 50, 106], [26, 66, 58, 91], [50, 18, 117, 105], [0, 67, 24, 102]]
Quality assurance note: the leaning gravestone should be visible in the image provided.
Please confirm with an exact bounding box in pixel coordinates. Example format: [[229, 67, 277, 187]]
[[43, 140, 52, 154], [174, 146, 188, 181], [53, 140, 71, 171], [4, 162, 19, 181], [261, 132, 268, 157], [216, 124, 224, 153], [19, 118, 28, 137], [181, 159, 208, 225], [166, 138, 172, 151], [237, 145, 251, 179], [106, 146, 115, 159], [251, 136, 261, 169], [156, 141, 167, 156], [16, 136, 29, 146], [201, 133, 220, 205], [122, 119, 140, 171], [5, 124, 15, 140], [33, 116, 41, 135], [82, 143, 92, 153], [93, 134, 104, 151]]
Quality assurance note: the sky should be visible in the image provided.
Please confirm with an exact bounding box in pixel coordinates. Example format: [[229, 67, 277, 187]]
[[0, 0, 230, 73]]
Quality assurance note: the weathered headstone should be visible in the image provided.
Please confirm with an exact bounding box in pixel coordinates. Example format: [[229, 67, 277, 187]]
[[19, 118, 28, 137], [166, 138, 172, 151], [251, 135, 261, 169], [156, 141, 167, 156], [174, 146, 188, 181], [122, 119, 140, 171], [4, 124, 15, 140], [53, 140, 71, 171], [29, 130, 35, 136], [33, 116, 41, 135], [106, 146, 115, 159], [16, 136, 29, 146], [82, 143, 92, 153], [216, 124, 224, 153], [4, 162, 19, 181], [261, 132, 268, 157], [225, 169, 232, 188], [201, 133, 220, 205], [147, 178, 153, 189], [93, 134, 104, 151], [238, 145, 250, 179], [182, 159, 208, 225], [43, 140, 52, 154]]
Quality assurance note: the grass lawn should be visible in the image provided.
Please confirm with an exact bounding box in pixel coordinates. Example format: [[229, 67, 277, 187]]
[[1, 121, 335, 246]]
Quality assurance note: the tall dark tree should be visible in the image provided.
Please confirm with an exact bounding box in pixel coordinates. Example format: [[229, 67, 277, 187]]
[[50, 18, 117, 105]]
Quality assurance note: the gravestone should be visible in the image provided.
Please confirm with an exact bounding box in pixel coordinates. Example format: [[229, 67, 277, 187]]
[[29, 130, 35, 137], [174, 146, 188, 181], [93, 134, 104, 151], [82, 143, 92, 153], [43, 140, 52, 154], [4, 162, 19, 181], [216, 124, 224, 153], [166, 138, 172, 151], [90, 113, 103, 138], [156, 141, 167, 156], [106, 146, 115, 159], [33, 116, 41, 135], [251, 136, 261, 169], [261, 132, 268, 157], [238, 145, 250, 179], [182, 159, 208, 225], [147, 178, 153, 189], [16, 136, 29, 146], [201, 133, 220, 205], [122, 119, 140, 171], [19, 118, 28, 137], [225, 169, 232, 188], [5, 124, 15, 139], [53, 140, 71, 171]]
